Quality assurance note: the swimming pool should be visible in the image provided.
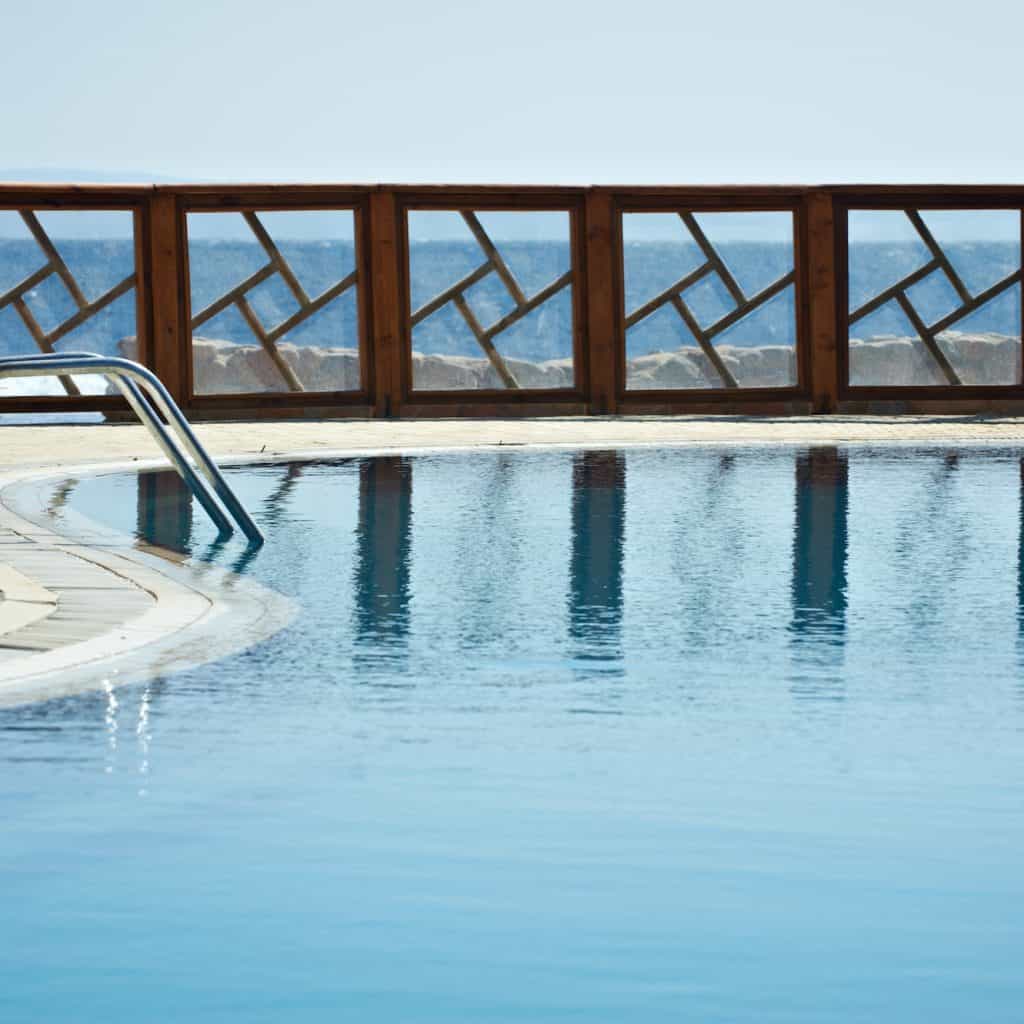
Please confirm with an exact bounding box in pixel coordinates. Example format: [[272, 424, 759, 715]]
[[3, 445, 1024, 1022]]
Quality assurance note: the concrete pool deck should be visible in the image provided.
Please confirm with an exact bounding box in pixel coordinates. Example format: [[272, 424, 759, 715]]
[[2, 414, 1024, 702], [5, 413, 1024, 470]]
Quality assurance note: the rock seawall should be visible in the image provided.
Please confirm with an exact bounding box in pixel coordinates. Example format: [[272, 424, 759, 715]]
[[848, 332, 1020, 386], [112, 332, 1021, 394]]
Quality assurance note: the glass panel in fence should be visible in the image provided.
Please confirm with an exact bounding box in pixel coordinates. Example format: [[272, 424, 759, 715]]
[[847, 209, 1022, 386], [407, 209, 575, 391], [0, 209, 137, 399], [622, 210, 797, 390], [186, 209, 360, 395]]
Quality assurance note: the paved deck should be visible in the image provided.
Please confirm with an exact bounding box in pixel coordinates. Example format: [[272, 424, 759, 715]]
[[2, 414, 1024, 703], [3, 414, 1024, 472]]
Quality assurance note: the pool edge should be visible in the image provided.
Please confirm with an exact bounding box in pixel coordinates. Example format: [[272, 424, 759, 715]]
[[0, 459, 298, 708]]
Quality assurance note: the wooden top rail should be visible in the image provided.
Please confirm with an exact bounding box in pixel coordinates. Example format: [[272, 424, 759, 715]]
[[4, 183, 1024, 201]]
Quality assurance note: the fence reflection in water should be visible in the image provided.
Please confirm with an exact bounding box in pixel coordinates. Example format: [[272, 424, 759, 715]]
[[104, 445, 1024, 704]]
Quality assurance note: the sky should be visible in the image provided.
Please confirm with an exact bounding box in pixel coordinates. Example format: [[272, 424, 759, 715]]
[[2, 0, 1023, 187]]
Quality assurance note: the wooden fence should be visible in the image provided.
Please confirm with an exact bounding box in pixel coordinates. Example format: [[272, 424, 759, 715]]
[[1, 183, 1023, 419]]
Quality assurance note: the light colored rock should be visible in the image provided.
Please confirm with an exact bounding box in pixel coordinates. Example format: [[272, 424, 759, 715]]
[[627, 345, 798, 389], [627, 349, 715, 389], [410, 353, 575, 390], [117, 336, 361, 394], [849, 332, 1020, 386]]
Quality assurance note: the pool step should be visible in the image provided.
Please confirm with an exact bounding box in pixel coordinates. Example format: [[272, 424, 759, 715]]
[[0, 528, 156, 669]]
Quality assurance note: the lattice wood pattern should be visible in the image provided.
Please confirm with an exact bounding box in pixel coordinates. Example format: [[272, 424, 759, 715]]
[[848, 209, 1024, 385], [409, 211, 573, 389], [624, 212, 796, 389], [0, 211, 136, 396], [189, 211, 358, 392]]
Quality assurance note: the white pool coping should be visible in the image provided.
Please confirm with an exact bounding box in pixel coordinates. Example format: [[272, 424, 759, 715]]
[[0, 458, 297, 707]]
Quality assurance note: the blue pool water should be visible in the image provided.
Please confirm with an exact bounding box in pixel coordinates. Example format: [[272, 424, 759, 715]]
[[3, 445, 1024, 1022]]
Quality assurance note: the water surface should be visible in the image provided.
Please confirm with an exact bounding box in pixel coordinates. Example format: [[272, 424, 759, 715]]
[[3, 446, 1024, 1022]]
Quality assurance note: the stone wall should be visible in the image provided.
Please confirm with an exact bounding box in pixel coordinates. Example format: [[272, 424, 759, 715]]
[[113, 331, 1021, 395]]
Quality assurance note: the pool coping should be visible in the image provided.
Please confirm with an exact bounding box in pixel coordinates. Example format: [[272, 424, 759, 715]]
[[0, 458, 297, 708]]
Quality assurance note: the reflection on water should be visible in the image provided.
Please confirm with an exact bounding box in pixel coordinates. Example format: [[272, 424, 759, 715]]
[[47, 477, 79, 518], [789, 448, 848, 700], [137, 471, 194, 553], [791, 448, 848, 643], [114, 446, 1024, 687], [261, 462, 305, 527], [568, 451, 625, 669], [353, 457, 412, 660]]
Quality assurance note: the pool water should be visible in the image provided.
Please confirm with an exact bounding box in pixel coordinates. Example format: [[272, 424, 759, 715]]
[[4, 446, 1024, 1022]]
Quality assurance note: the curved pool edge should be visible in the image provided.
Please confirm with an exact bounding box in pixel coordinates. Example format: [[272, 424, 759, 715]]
[[0, 458, 298, 708]]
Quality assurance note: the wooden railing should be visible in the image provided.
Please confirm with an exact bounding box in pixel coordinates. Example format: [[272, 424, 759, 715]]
[[1, 182, 1023, 418]]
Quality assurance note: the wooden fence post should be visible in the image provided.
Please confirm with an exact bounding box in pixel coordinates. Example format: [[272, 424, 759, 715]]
[[146, 192, 188, 406], [805, 190, 840, 413], [368, 189, 404, 417], [584, 190, 619, 414]]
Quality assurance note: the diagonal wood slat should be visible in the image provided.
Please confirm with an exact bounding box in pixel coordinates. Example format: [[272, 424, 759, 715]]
[[236, 295, 306, 392], [190, 263, 277, 329], [0, 209, 139, 399], [678, 212, 746, 306], [243, 212, 311, 307], [45, 276, 136, 347], [896, 291, 962, 385], [704, 271, 796, 342], [904, 209, 972, 306], [453, 294, 520, 388], [624, 211, 796, 387], [11, 297, 80, 396], [187, 213, 360, 393], [624, 264, 715, 329], [480, 271, 573, 341], [850, 208, 1024, 386], [19, 211, 88, 309], [410, 212, 575, 389], [460, 212, 527, 306], [929, 269, 1023, 335], [265, 271, 358, 344], [848, 259, 940, 324], [669, 294, 739, 388], [410, 263, 494, 326], [0, 265, 54, 311]]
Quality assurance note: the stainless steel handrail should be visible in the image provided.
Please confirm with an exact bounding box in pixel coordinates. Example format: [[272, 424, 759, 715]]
[[0, 353, 264, 546]]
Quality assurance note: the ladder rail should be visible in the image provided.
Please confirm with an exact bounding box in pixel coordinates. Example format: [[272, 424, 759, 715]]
[[86, 355, 263, 544], [108, 373, 235, 538], [0, 353, 263, 546]]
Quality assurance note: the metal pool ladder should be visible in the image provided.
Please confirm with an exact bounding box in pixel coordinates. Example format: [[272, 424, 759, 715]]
[[0, 352, 264, 546]]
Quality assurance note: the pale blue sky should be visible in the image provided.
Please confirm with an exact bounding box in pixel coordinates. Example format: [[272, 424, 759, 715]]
[[2, 0, 1021, 185]]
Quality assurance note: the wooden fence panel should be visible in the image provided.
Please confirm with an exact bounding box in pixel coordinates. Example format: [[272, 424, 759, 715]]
[[0, 183, 1022, 419]]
